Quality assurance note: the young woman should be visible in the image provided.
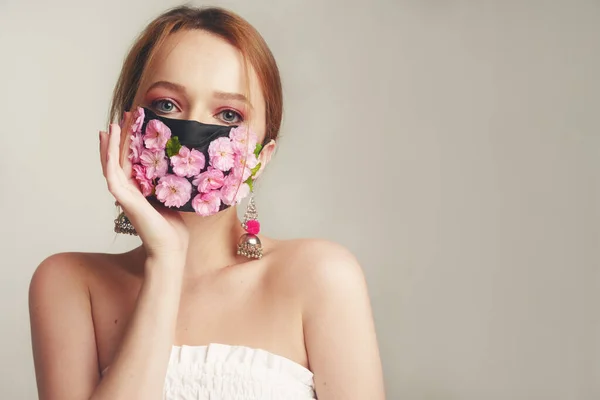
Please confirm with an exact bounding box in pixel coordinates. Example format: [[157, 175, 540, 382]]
[[29, 6, 385, 400]]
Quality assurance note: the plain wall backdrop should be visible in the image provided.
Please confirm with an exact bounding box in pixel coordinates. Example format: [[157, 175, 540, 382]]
[[1, 0, 598, 399]]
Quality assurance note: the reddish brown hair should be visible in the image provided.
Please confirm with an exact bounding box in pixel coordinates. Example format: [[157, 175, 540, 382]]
[[109, 6, 283, 147]]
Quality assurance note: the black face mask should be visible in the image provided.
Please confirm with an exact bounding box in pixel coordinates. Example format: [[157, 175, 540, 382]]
[[127, 107, 262, 216]]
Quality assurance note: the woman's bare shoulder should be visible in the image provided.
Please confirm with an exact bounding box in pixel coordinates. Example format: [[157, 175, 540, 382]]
[[265, 237, 365, 293], [267, 237, 358, 264], [30, 249, 141, 294]]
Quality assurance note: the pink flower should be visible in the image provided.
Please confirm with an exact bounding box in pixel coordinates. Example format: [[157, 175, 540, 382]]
[[132, 164, 154, 196], [220, 175, 250, 206], [131, 107, 145, 134], [144, 119, 171, 150], [170, 146, 206, 177], [192, 167, 225, 193], [208, 137, 235, 172], [232, 152, 259, 182], [140, 149, 168, 179], [155, 174, 192, 207], [191, 190, 222, 217], [229, 126, 258, 155], [128, 130, 144, 163]]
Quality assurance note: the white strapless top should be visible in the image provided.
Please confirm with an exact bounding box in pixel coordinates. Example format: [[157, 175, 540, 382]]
[[102, 343, 317, 400]]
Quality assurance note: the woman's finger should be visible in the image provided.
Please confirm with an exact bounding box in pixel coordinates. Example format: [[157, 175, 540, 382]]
[[105, 123, 132, 202], [103, 122, 161, 232], [99, 130, 109, 178], [121, 134, 134, 185]]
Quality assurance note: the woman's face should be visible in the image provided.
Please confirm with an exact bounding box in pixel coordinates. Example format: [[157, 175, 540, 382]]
[[135, 29, 270, 149]]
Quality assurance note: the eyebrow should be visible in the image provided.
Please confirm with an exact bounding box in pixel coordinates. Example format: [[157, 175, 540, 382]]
[[146, 80, 187, 94], [213, 91, 253, 108], [146, 81, 252, 108]]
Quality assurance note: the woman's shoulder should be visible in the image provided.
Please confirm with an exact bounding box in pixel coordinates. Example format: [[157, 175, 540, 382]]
[[265, 237, 367, 297], [29, 250, 139, 295], [268, 237, 358, 262]]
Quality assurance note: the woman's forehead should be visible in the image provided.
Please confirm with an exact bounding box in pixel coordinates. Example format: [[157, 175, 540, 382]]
[[147, 30, 263, 104]]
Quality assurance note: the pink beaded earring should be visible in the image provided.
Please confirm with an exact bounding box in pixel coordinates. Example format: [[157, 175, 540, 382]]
[[237, 193, 263, 259]]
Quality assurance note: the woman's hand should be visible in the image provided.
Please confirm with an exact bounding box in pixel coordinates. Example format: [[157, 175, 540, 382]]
[[99, 115, 189, 263]]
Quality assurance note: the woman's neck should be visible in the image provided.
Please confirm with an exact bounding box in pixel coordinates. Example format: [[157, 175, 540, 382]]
[[134, 207, 246, 278], [182, 206, 246, 276]]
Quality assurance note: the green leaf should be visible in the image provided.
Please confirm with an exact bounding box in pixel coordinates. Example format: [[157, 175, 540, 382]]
[[165, 136, 182, 157], [244, 177, 254, 192], [250, 162, 261, 177], [253, 143, 263, 157]]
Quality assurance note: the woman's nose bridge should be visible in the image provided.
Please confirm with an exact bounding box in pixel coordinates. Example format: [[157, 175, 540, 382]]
[[185, 101, 213, 124]]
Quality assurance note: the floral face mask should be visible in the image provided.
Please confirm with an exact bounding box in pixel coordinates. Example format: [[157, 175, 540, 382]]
[[126, 107, 262, 217]]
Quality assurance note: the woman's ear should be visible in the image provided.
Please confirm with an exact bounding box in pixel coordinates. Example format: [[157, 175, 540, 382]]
[[254, 139, 276, 179]]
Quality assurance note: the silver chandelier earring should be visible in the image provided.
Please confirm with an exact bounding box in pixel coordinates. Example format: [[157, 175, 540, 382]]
[[237, 193, 263, 259], [114, 203, 138, 236]]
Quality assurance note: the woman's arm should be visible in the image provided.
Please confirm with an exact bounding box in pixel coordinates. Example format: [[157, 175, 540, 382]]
[[30, 121, 190, 400], [301, 241, 386, 400], [29, 253, 184, 400]]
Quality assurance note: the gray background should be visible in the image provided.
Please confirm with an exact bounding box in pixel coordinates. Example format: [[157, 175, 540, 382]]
[[0, 0, 598, 399]]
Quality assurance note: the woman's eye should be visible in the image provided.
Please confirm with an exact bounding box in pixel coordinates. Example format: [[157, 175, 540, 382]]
[[151, 99, 177, 114], [217, 109, 243, 124]]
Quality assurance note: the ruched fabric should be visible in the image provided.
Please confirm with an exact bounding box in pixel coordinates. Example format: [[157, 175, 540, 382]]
[[102, 343, 317, 400]]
